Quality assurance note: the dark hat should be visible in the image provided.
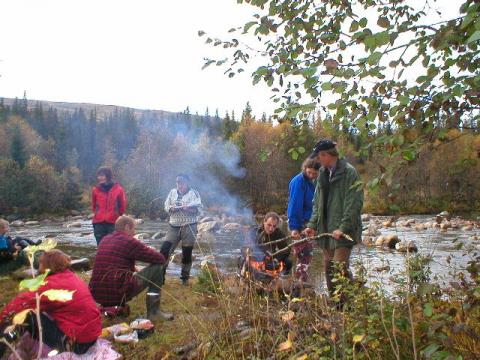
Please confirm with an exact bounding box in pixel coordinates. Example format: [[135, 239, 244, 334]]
[[176, 173, 190, 182], [309, 139, 337, 158]]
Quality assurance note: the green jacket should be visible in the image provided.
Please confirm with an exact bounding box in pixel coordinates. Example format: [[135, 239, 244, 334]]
[[306, 158, 363, 249]]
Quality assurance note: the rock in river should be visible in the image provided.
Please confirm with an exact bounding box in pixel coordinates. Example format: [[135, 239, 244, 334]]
[[375, 235, 400, 248], [224, 223, 242, 231], [198, 221, 220, 233], [65, 222, 82, 228], [395, 241, 418, 253]]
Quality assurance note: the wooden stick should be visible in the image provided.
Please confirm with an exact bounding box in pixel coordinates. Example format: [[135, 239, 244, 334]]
[[262, 232, 354, 247], [266, 233, 354, 257], [260, 235, 295, 246]]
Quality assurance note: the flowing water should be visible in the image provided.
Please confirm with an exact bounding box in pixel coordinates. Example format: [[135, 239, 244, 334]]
[[9, 215, 480, 293]]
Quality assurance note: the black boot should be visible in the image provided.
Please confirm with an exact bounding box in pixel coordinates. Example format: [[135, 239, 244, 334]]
[[180, 246, 193, 285], [146, 292, 174, 321]]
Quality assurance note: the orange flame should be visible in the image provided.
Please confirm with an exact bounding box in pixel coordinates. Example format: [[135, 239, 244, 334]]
[[248, 259, 284, 277]]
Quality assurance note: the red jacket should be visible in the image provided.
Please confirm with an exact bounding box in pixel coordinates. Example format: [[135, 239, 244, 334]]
[[89, 231, 166, 306], [91, 182, 127, 224], [0, 270, 101, 343]]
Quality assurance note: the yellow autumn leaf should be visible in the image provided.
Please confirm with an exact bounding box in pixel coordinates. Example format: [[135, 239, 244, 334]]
[[13, 309, 32, 325], [353, 334, 365, 343], [19, 271, 49, 292], [277, 339, 293, 352], [330, 332, 338, 342], [41, 289, 75, 302], [296, 355, 308, 360], [24, 238, 58, 255], [291, 297, 305, 303], [281, 310, 295, 322]]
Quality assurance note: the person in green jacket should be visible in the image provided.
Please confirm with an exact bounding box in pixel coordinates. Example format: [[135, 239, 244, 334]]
[[304, 139, 363, 298]]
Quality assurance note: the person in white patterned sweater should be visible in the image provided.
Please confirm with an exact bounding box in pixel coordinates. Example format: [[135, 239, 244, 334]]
[[160, 174, 202, 285]]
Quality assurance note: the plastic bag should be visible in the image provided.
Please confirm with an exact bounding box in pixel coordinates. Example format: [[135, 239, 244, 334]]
[[129, 318, 154, 330], [101, 323, 130, 338], [114, 331, 139, 344]]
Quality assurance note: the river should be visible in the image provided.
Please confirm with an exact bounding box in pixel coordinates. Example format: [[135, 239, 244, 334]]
[[8, 215, 479, 293]]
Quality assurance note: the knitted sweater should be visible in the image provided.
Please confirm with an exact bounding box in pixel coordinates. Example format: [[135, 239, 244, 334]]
[[164, 188, 202, 226]]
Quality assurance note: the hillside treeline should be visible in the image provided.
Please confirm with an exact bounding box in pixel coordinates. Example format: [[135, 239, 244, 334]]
[[0, 96, 479, 218]]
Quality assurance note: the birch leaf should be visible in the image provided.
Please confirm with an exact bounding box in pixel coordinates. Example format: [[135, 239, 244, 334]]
[[41, 289, 75, 302], [353, 334, 366, 343], [24, 238, 58, 255], [19, 271, 49, 292], [13, 309, 32, 325], [281, 310, 295, 322], [277, 339, 293, 351]]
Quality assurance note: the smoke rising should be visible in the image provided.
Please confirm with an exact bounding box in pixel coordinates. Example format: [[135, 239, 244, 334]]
[[120, 112, 251, 218]]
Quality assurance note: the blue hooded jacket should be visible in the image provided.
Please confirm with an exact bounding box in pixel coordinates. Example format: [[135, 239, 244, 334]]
[[287, 172, 316, 231], [0, 235, 9, 250]]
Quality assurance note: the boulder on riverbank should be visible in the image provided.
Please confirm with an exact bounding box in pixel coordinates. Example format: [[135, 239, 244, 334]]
[[224, 223, 242, 231], [395, 241, 418, 253], [198, 221, 221, 233], [362, 236, 375, 247], [361, 214, 371, 222], [152, 231, 166, 240], [134, 233, 151, 240], [375, 234, 400, 249], [363, 222, 381, 237], [70, 258, 91, 271], [65, 221, 82, 228]]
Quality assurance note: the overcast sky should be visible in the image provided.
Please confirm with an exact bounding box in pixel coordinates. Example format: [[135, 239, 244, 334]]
[[0, 0, 274, 117], [0, 0, 461, 118]]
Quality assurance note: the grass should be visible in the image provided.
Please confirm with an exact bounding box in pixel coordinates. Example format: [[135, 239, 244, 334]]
[[2, 252, 480, 360], [0, 271, 223, 360], [109, 277, 222, 359]]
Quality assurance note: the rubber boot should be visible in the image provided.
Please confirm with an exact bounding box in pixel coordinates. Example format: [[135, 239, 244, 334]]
[[180, 246, 193, 285], [146, 292, 174, 321]]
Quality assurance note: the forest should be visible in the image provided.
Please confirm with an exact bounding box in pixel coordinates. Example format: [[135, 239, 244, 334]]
[[0, 94, 478, 219]]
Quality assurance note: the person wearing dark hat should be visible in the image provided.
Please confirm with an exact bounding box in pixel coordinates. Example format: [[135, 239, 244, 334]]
[[304, 139, 363, 301], [160, 174, 202, 285]]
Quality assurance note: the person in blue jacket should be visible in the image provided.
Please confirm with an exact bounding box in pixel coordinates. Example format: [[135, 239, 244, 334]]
[[287, 158, 319, 282], [0, 219, 41, 275]]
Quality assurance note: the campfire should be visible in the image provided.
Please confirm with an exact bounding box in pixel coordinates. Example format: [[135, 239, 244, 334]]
[[239, 247, 285, 282]]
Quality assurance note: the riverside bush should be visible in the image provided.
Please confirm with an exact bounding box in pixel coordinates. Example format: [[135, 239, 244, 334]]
[[194, 251, 480, 359]]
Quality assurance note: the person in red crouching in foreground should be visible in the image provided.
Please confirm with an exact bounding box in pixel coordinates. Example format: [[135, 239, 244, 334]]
[[89, 215, 173, 321], [91, 166, 127, 245], [0, 250, 101, 356]]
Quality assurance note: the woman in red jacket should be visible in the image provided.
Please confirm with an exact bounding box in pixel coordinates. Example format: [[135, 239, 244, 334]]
[[0, 250, 102, 355], [92, 166, 127, 245]]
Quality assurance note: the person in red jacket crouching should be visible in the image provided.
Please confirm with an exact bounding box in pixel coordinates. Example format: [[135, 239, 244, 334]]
[[89, 216, 173, 321], [0, 250, 101, 357], [92, 166, 127, 245]]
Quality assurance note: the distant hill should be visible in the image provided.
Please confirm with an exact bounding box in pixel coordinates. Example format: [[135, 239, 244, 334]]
[[1, 97, 177, 121]]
